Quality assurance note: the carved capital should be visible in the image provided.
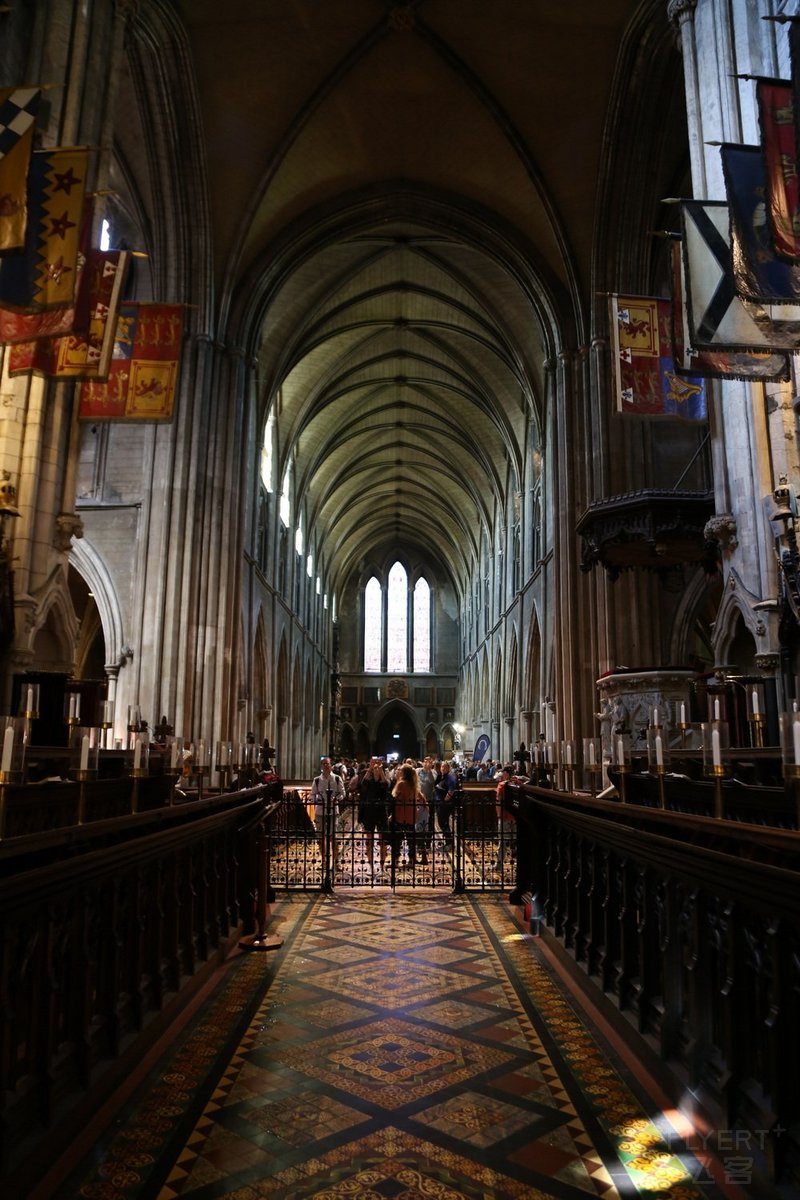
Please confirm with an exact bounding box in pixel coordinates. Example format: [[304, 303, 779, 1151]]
[[53, 512, 84, 552], [704, 513, 738, 553], [667, 0, 697, 26], [755, 653, 780, 674]]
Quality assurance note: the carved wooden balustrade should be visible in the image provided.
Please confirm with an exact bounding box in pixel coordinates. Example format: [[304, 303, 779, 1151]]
[[0, 777, 282, 1195], [507, 783, 800, 1192]]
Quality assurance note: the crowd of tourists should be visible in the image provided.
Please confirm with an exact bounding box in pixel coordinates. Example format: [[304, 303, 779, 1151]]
[[309, 753, 524, 875]]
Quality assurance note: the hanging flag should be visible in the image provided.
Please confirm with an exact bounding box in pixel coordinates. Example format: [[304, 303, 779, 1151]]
[[720, 142, 800, 309], [0, 146, 88, 311], [756, 78, 800, 261], [610, 293, 706, 420], [472, 734, 490, 763], [78, 302, 184, 421], [0, 195, 94, 344], [0, 86, 42, 252], [669, 240, 790, 381], [8, 250, 129, 379], [680, 200, 800, 350]]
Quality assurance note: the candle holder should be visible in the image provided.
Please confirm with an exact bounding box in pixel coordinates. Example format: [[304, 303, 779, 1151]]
[[746, 683, 765, 748], [64, 690, 81, 728], [194, 739, 210, 798], [646, 726, 668, 808], [560, 739, 575, 791], [70, 725, 101, 780], [0, 715, 25, 784], [216, 740, 233, 790], [165, 734, 184, 777], [582, 737, 602, 797], [19, 682, 39, 722], [128, 731, 150, 778], [613, 735, 629, 803], [702, 720, 728, 818]]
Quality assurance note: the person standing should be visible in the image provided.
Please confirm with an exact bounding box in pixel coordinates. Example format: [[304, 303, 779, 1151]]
[[311, 757, 346, 882], [433, 758, 457, 837], [390, 763, 421, 869], [357, 757, 390, 875], [416, 756, 436, 864]]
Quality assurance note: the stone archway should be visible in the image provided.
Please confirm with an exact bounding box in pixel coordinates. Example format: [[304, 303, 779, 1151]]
[[374, 703, 420, 761]]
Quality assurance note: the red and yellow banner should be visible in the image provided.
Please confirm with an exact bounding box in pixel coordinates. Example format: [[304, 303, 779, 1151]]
[[78, 302, 184, 421], [8, 250, 129, 379]]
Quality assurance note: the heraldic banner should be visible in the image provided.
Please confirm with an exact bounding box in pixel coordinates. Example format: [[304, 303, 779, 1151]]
[[609, 294, 706, 420], [78, 302, 184, 421]]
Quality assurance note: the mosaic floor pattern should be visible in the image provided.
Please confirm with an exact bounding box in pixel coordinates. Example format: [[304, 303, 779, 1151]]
[[59, 893, 738, 1200]]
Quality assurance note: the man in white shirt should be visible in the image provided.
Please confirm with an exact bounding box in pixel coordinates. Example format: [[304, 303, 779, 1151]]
[[311, 757, 346, 873]]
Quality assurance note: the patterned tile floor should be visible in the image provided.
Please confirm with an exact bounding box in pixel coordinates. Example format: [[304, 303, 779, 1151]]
[[55, 892, 744, 1200]]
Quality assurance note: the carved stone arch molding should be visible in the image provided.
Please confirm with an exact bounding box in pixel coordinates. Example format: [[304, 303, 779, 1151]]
[[24, 565, 81, 674], [711, 570, 775, 667], [668, 566, 719, 667], [69, 539, 125, 671]]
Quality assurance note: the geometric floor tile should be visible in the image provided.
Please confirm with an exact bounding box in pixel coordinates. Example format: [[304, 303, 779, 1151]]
[[268, 1015, 517, 1109], [57, 892, 736, 1200]]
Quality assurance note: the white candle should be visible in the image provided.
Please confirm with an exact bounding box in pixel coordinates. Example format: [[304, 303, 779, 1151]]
[[794, 701, 799, 714], [712, 728, 721, 767], [652, 706, 660, 728], [714, 699, 721, 721], [655, 733, 663, 767], [68, 694, 78, 721], [588, 741, 596, 767], [751, 689, 759, 716], [565, 743, 572, 766], [171, 740, 179, 769], [793, 720, 800, 765], [679, 702, 687, 724], [616, 736, 625, 765], [1, 726, 14, 772], [80, 735, 90, 771], [26, 685, 34, 713], [134, 737, 142, 770]]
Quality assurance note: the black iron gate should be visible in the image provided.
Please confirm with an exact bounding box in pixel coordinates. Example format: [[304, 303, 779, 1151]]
[[267, 787, 516, 892]]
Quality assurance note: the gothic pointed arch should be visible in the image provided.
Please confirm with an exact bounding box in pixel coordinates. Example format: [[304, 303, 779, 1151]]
[[70, 539, 125, 672]]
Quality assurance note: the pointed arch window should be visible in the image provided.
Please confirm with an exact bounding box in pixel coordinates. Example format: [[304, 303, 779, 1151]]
[[386, 561, 408, 672], [364, 577, 383, 672], [413, 577, 430, 671], [363, 565, 431, 673]]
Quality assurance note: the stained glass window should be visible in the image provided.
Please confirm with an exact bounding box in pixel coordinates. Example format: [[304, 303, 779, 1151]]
[[413, 577, 431, 671], [363, 577, 382, 671], [386, 561, 407, 672]]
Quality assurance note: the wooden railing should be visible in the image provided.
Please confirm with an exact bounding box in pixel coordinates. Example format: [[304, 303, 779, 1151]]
[[507, 782, 800, 1191], [0, 777, 282, 1195]]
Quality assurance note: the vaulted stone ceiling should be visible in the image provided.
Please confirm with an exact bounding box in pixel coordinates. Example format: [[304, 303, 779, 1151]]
[[168, 0, 673, 597]]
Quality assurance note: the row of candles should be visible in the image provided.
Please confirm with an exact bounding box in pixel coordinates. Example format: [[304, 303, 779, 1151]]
[[532, 697, 800, 784], [0, 688, 261, 786]]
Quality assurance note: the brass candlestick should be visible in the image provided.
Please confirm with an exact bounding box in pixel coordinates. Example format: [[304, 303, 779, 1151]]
[[655, 763, 666, 809], [708, 764, 725, 818], [585, 763, 602, 798], [616, 762, 630, 803], [749, 713, 765, 749]]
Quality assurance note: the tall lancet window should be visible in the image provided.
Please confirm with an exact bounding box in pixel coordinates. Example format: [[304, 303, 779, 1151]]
[[363, 565, 431, 673], [386, 560, 408, 672], [413, 577, 431, 672], [363, 577, 383, 671]]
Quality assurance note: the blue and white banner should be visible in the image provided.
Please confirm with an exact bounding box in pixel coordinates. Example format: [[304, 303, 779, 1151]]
[[472, 734, 491, 763]]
